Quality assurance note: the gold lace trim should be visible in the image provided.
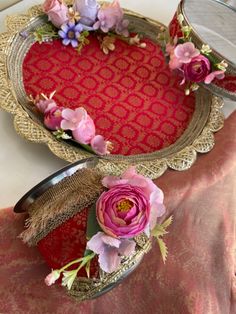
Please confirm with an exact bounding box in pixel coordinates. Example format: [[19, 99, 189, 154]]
[[0, 4, 224, 179], [68, 234, 151, 301]]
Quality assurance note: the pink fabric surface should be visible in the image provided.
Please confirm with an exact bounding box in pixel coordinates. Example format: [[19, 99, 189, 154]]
[[0, 112, 236, 314]]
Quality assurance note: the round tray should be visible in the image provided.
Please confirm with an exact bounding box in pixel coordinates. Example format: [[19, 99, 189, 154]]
[[0, 4, 224, 178]]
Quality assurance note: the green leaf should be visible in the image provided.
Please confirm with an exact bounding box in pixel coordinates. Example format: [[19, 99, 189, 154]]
[[157, 237, 168, 264], [85, 260, 91, 278], [160, 216, 173, 230], [151, 225, 168, 238], [86, 204, 102, 240]]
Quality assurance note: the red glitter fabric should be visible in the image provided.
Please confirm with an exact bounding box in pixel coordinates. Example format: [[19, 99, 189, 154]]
[[23, 36, 195, 155]]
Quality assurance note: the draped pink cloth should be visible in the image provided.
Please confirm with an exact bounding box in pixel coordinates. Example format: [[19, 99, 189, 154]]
[[0, 112, 236, 314]]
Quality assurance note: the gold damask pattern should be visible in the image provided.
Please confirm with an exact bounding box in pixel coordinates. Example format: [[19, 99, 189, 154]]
[[0, 4, 224, 179]]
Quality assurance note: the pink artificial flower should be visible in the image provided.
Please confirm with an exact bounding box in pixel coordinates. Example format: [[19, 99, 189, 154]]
[[166, 36, 178, 56], [72, 115, 96, 144], [73, 0, 99, 26], [61, 108, 87, 131], [44, 106, 64, 130], [204, 70, 225, 84], [174, 42, 200, 63], [169, 55, 183, 70], [45, 270, 60, 286], [35, 99, 57, 114], [102, 167, 166, 232], [183, 54, 211, 83], [96, 184, 151, 238], [166, 37, 183, 70], [87, 232, 136, 273], [43, 0, 69, 28], [91, 135, 110, 155], [93, 0, 129, 35]]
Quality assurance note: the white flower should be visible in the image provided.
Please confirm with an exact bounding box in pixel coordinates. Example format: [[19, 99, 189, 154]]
[[201, 44, 212, 54], [61, 270, 78, 290], [177, 14, 184, 25]]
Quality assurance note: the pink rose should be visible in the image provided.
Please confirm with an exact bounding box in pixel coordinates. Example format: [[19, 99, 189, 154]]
[[72, 115, 96, 144], [44, 106, 63, 130], [43, 0, 69, 28], [102, 167, 166, 232], [183, 55, 211, 83], [96, 184, 151, 238]]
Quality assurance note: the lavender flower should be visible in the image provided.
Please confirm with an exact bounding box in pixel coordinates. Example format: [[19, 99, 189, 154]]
[[73, 0, 99, 26], [93, 0, 129, 35], [58, 21, 83, 47]]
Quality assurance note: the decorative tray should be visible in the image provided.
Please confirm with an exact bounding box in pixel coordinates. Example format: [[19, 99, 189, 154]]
[[0, 2, 224, 178]]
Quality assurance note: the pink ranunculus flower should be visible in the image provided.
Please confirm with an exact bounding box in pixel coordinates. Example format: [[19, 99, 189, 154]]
[[174, 42, 200, 63], [87, 232, 136, 273], [91, 135, 110, 155], [72, 115, 96, 144], [102, 167, 166, 232], [73, 0, 99, 26], [44, 106, 64, 130], [96, 183, 151, 238], [45, 270, 60, 286], [43, 0, 69, 28], [204, 70, 225, 84], [61, 108, 87, 131], [36, 99, 57, 114], [93, 0, 129, 34], [183, 54, 211, 83]]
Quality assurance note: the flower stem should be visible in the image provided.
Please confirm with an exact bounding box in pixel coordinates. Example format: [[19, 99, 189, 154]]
[[59, 253, 96, 273]]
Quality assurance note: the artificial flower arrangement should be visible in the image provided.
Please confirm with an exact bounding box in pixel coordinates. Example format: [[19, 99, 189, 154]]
[[158, 14, 228, 95], [34, 167, 172, 293], [32, 0, 146, 54], [23, 0, 148, 155], [29, 92, 113, 155]]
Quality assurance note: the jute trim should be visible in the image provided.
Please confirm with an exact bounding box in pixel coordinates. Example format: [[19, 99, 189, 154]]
[[19, 168, 104, 246]]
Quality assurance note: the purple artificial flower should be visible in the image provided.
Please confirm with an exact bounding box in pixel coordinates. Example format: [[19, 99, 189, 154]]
[[58, 21, 84, 47], [73, 0, 99, 26], [20, 31, 29, 38], [87, 232, 136, 273], [93, 0, 129, 35]]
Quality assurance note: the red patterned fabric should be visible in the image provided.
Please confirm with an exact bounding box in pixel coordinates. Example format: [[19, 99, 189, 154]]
[[37, 209, 98, 278], [0, 112, 236, 313], [23, 37, 195, 155], [169, 12, 183, 39], [169, 13, 236, 94]]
